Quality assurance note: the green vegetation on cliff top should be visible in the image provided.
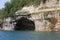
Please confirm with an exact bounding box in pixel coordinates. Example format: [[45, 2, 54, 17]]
[[0, 0, 41, 19]]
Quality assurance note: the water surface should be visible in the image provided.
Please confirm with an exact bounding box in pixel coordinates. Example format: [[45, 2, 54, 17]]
[[0, 31, 60, 40]]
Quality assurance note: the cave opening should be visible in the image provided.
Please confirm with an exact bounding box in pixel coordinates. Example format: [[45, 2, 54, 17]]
[[14, 17, 35, 30]]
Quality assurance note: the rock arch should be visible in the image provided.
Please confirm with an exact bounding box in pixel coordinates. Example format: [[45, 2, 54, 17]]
[[14, 17, 35, 30]]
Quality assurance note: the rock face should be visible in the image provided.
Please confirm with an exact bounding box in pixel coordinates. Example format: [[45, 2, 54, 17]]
[[14, 17, 35, 30]]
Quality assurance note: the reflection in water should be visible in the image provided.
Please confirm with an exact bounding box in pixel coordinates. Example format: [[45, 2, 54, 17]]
[[0, 31, 60, 40]]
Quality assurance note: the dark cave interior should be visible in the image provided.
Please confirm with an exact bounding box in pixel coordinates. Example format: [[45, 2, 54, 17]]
[[14, 17, 35, 30]]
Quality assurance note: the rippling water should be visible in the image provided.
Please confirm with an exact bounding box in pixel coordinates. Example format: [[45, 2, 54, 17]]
[[0, 31, 60, 40]]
